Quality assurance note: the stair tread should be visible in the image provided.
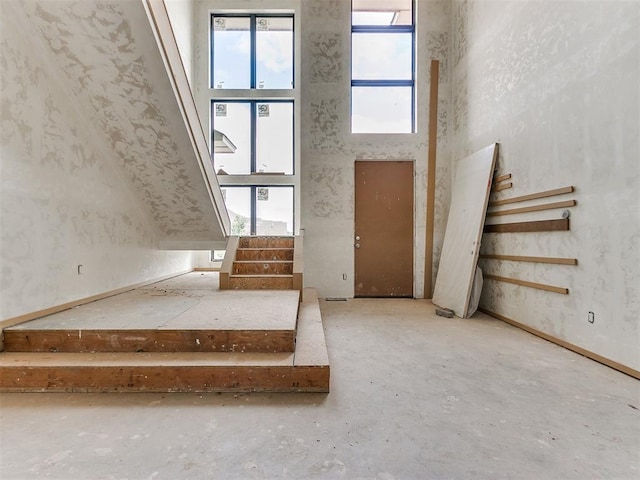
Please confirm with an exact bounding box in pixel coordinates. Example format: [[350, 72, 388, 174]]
[[4, 327, 294, 332], [0, 351, 294, 367], [4, 327, 295, 333], [230, 274, 293, 278], [233, 260, 293, 264], [236, 247, 294, 251]]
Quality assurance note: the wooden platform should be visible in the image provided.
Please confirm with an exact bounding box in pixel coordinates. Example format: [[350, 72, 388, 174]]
[[0, 274, 329, 393], [4, 290, 300, 353]]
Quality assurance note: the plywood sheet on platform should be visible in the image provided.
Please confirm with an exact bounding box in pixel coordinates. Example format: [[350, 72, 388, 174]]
[[6, 292, 200, 330], [432, 144, 498, 317], [6, 273, 297, 332], [161, 290, 299, 331], [140, 272, 219, 291]]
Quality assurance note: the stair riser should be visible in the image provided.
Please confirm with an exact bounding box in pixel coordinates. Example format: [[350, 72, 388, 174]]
[[235, 249, 294, 261], [0, 366, 329, 393], [3, 330, 295, 353], [229, 277, 294, 290], [232, 263, 293, 275], [239, 237, 294, 249]]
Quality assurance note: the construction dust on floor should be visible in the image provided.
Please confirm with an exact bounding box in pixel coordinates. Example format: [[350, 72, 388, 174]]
[[1, 273, 639, 479]]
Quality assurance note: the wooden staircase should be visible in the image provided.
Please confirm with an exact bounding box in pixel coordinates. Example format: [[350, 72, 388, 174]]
[[0, 276, 329, 393], [220, 236, 303, 292]]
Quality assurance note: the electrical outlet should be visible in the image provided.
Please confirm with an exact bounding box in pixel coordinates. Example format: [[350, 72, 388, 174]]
[[342, 273, 347, 280], [77, 265, 83, 275]]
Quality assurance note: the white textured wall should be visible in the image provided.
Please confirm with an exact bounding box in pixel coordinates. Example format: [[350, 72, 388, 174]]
[[165, 0, 196, 87], [0, 2, 193, 321], [192, 0, 451, 298], [452, 1, 640, 370], [301, 0, 452, 298]]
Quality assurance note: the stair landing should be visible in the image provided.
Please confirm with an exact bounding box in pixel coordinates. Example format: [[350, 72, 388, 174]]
[[3, 289, 299, 354], [0, 273, 330, 393]]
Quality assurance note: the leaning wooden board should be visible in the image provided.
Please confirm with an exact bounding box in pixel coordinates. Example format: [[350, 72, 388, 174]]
[[432, 144, 498, 317]]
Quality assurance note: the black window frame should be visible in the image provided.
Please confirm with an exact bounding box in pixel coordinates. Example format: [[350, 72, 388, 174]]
[[350, 1, 416, 133], [210, 13, 295, 90], [211, 99, 295, 175], [221, 185, 295, 236]]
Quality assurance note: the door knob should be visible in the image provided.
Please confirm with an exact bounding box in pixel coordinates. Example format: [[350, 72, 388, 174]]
[[355, 243, 361, 249]]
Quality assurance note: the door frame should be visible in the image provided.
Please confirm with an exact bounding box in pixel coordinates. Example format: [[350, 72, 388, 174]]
[[353, 159, 416, 298]]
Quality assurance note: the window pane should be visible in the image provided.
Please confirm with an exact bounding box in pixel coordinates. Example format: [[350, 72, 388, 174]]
[[352, 11, 395, 26], [352, 86, 412, 133], [352, 0, 412, 26], [212, 16, 250, 89], [256, 102, 293, 174], [256, 187, 294, 236], [212, 102, 251, 175], [352, 33, 412, 80], [256, 17, 294, 89], [222, 187, 251, 235]]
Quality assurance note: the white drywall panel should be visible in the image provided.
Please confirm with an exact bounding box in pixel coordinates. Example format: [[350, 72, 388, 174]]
[[433, 144, 497, 317]]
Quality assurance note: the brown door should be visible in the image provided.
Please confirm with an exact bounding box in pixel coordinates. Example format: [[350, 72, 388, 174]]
[[354, 161, 414, 297]]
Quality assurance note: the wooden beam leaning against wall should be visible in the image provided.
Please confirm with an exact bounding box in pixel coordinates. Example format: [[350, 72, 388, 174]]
[[424, 59, 439, 299]]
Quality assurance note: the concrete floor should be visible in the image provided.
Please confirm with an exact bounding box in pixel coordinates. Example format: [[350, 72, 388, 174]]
[[1, 292, 639, 479]]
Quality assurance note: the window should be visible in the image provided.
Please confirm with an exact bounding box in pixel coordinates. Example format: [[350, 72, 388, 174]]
[[212, 100, 294, 175], [211, 250, 226, 262], [351, 0, 415, 133], [222, 186, 294, 236], [211, 15, 294, 89], [210, 12, 297, 235]]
